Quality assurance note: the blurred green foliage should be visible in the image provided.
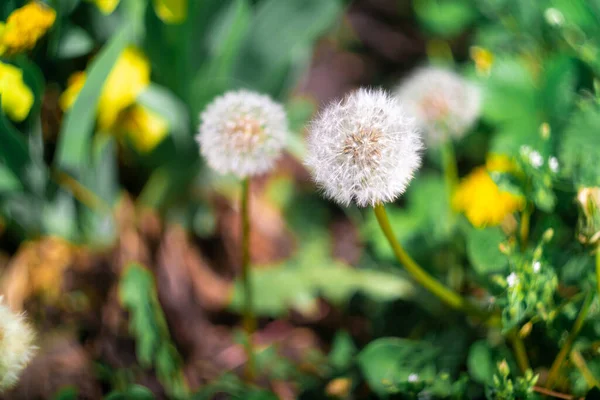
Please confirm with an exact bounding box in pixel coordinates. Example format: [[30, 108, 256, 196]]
[[1, 0, 600, 399]]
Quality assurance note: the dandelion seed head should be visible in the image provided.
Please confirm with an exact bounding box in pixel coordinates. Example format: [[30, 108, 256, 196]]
[[533, 261, 541, 273], [394, 67, 481, 146], [0, 297, 36, 391], [305, 88, 423, 207], [506, 272, 519, 288], [408, 373, 419, 383], [196, 90, 289, 178]]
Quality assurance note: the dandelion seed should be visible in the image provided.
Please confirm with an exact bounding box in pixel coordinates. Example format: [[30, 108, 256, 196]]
[[506, 272, 519, 288], [0, 297, 36, 391], [408, 373, 419, 383], [533, 261, 541, 273], [394, 67, 481, 146], [305, 88, 423, 207], [549, 157, 559, 173], [196, 90, 289, 178]]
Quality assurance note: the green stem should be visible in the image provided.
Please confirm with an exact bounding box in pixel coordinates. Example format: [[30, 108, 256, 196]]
[[441, 140, 459, 198], [373, 203, 488, 320], [509, 331, 530, 373], [570, 349, 600, 390], [520, 205, 532, 251], [546, 293, 593, 389], [596, 247, 600, 299], [241, 178, 256, 380]]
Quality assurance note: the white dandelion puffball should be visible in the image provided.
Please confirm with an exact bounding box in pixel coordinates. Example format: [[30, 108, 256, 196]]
[[394, 66, 481, 146], [196, 90, 289, 178], [306, 88, 423, 207], [0, 298, 36, 391]]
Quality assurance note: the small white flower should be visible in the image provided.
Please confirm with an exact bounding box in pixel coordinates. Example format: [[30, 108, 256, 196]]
[[408, 373, 419, 382], [0, 297, 36, 391], [506, 272, 519, 288], [394, 66, 481, 146], [305, 88, 423, 207], [529, 151, 543, 168], [196, 90, 289, 178], [533, 261, 541, 273], [545, 8, 564, 27], [549, 157, 559, 173]]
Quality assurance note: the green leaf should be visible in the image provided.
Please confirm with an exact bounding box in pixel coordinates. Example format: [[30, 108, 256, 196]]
[[0, 165, 21, 193], [467, 340, 495, 384], [55, 26, 130, 174], [559, 100, 600, 186], [466, 227, 508, 276], [329, 331, 357, 370], [357, 338, 439, 396], [0, 110, 29, 179], [230, 241, 414, 317], [119, 263, 188, 399], [233, 0, 342, 96], [57, 25, 95, 59], [414, 0, 477, 37], [190, 0, 251, 116]]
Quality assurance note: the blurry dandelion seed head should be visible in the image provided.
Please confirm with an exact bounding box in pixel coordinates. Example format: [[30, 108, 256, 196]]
[[305, 88, 423, 207], [196, 90, 289, 178], [394, 66, 481, 146], [0, 297, 36, 391]]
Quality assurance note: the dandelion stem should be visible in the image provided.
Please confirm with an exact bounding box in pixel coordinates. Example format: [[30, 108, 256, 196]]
[[509, 331, 530, 373], [241, 178, 256, 380], [570, 349, 599, 390], [596, 247, 600, 299], [546, 292, 593, 389], [373, 203, 488, 320], [441, 139, 459, 199], [520, 205, 532, 250]]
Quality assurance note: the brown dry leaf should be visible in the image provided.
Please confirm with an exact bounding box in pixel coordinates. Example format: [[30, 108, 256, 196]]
[[6, 334, 102, 400], [216, 186, 295, 269], [0, 237, 74, 309]]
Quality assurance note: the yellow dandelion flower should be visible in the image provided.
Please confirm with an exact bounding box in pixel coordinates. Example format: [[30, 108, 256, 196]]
[[0, 62, 34, 122], [486, 153, 516, 174], [59, 71, 86, 111], [60, 47, 150, 130], [120, 105, 169, 153], [0, 2, 56, 56], [453, 166, 524, 228], [86, 0, 120, 14]]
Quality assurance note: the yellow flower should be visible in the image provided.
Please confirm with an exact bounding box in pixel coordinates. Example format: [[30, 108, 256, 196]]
[[453, 166, 524, 228], [86, 0, 120, 14], [60, 47, 150, 130], [59, 71, 86, 111], [0, 62, 34, 122], [153, 0, 187, 23], [0, 2, 56, 56], [470, 46, 494, 76], [486, 153, 516, 174], [120, 105, 169, 153]]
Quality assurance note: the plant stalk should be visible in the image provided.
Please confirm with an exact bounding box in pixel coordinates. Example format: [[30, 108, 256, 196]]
[[520, 205, 532, 251], [373, 203, 488, 320], [509, 331, 530, 373], [441, 140, 459, 199], [241, 178, 256, 380], [596, 246, 600, 299], [546, 293, 593, 389]]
